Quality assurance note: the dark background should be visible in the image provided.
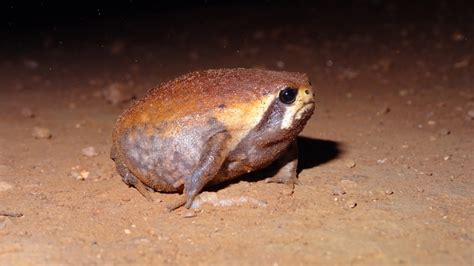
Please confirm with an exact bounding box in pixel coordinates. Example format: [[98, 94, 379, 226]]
[[1, 1, 473, 56]]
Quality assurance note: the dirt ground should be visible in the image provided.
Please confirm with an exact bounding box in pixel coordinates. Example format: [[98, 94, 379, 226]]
[[0, 3, 473, 265]]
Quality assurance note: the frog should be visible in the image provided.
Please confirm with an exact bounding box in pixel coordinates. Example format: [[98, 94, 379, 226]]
[[110, 68, 315, 210]]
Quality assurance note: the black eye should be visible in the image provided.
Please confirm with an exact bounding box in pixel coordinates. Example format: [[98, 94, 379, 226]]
[[279, 87, 298, 104]]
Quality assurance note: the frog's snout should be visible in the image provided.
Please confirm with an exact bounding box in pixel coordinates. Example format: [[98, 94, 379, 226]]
[[300, 86, 315, 105]]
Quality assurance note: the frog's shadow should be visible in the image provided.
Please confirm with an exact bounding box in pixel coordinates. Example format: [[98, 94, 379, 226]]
[[209, 136, 342, 191]]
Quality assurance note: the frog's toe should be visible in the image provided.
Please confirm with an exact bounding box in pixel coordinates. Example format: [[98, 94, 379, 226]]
[[264, 175, 299, 187], [166, 196, 187, 212], [122, 172, 154, 202]]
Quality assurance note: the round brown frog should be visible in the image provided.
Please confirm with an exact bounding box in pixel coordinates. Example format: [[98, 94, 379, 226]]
[[111, 68, 315, 209]]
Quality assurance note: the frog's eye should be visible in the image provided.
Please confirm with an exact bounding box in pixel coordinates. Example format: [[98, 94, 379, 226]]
[[279, 87, 298, 104]]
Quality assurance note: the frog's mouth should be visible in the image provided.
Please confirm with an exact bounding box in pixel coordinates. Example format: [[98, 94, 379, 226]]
[[295, 102, 315, 120]]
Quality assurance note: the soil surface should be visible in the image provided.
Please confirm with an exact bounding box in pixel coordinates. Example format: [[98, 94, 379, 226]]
[[0, 3, 473, 265]]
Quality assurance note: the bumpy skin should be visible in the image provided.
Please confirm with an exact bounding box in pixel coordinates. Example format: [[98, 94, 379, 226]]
[[111, 68, 315, 209]]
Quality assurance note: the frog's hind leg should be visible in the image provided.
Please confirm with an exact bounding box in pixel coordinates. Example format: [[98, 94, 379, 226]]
[[111, 144, 154, 202], [122, 172, 154, 202]]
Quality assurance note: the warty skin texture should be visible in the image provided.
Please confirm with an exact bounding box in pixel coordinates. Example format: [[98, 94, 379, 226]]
[[111, 68, 315, 209]]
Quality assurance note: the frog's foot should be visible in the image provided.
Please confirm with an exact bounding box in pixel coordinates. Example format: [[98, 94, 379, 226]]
[[264, 172, 300, 194], [264, 174, 300, 187], [122, 172, 154, 202], [166, 195, 186, 212], [264, 140, 299, 189], [265, 174, 298, 196]]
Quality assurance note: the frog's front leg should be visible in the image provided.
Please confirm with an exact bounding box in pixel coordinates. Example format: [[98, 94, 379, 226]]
[[167, 131, 230, 211], [265, 140, 299, 187], [184, 132, 230, 208]]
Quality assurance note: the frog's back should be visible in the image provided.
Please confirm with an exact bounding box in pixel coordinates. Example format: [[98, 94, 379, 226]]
[[114, 68, 308, 131]]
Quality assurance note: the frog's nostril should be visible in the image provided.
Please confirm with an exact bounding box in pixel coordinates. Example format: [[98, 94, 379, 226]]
[[304, 89, 310, 95]]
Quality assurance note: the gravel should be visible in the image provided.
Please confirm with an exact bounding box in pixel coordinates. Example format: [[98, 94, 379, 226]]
[[0, 182, 13, 192], [102, 83, 135, 105], [438, 128, 451, 136], [20, 107, 35, 118], [344, 159, 356, 168], [345, 200, 357, 209], [332, 187, 346, 196], [32, 127, 52, 139], [183, 211, 197, 218], [81, 146, 98, 157], [467, 109, 474, 118]]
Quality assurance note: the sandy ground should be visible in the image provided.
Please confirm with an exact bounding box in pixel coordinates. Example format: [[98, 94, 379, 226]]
[[0, 5, 473, 265]]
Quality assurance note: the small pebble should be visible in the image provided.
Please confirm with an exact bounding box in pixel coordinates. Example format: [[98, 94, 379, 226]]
[[332, 187, 346, 196], [345, 200, 357, 209], [0, 181, 13, 192], [376, 106, 391, 116], [339, 179, 358, 189], [468, 110, 474, 118], [124, 229, 131, 234], [438, 128, 451, 136], [183, 211, 197, 218], [20, 107, 35, 118], [102, 83, 135, 105], [71, 170, 90, 180], [415, 186, 425, 193], [344, 159, 356, 168], [384, 189, 394, 195], [132, 237, 151, 245], [81, 146, 98, 157], [399, 89, 408, 96], [70, 171, 80, 180], [427, 120, 436, 126], [80, 170, 90, 179], [32, 127, 52, 139]]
